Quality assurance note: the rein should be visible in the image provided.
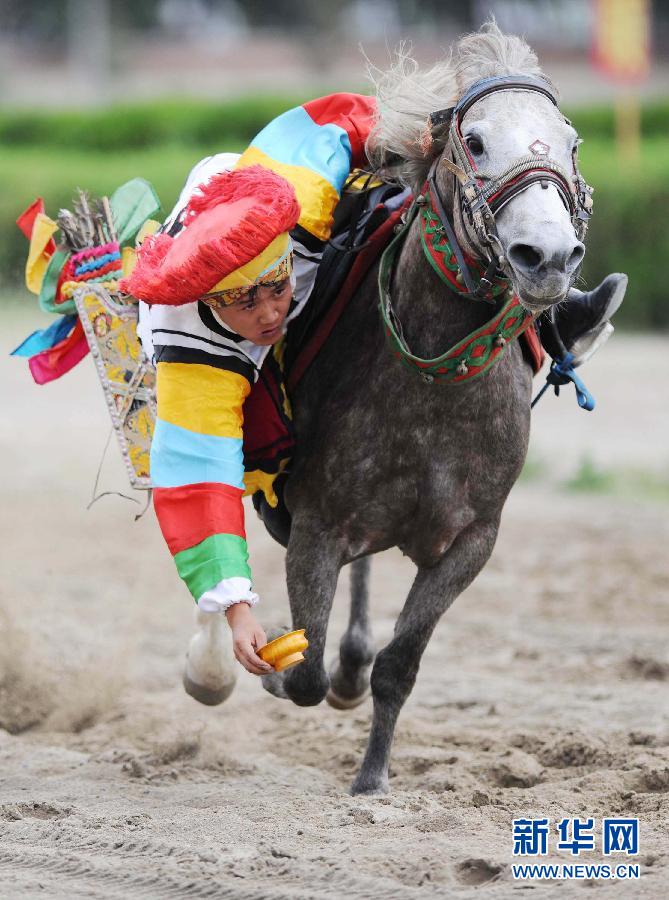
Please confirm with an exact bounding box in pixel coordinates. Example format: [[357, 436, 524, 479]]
[[378, 200, 535, 385], [424, 159, 501, 303], [418, 187, 511, 304]]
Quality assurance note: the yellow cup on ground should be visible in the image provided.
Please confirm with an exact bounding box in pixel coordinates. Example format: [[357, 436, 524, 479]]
[[257, 629, 308, 672]]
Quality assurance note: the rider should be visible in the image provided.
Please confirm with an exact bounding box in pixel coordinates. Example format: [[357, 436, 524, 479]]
[[122, 93, 624, 680], [122, 94, 376, 678]]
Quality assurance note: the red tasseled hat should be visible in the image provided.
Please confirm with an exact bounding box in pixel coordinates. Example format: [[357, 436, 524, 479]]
[[120, 165, 300, 305]]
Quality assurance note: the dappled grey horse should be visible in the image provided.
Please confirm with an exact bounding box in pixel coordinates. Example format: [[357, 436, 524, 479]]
[[261, 27, 596, 794], [190, 25, 598, 794]]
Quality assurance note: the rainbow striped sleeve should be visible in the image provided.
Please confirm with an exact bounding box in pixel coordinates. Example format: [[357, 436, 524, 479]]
[[235, 92, 377, 242], [151, 361, 252, 603]]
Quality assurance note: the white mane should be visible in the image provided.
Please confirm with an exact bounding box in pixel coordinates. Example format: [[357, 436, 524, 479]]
[[365, 21, 551, 190]]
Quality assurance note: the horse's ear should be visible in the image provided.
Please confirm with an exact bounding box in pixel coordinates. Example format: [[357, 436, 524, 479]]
[[428, 107, 453, 129]]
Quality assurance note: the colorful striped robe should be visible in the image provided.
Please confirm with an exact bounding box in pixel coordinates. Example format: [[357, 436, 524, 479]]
[[146, 93, 376, 611]]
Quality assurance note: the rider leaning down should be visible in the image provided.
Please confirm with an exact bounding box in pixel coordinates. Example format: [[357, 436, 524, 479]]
[[121, 93, 622, 678]]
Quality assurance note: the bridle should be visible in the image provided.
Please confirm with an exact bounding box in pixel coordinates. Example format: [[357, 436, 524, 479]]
[[426, 74, 594, 303], [377, 74, 595, 385]]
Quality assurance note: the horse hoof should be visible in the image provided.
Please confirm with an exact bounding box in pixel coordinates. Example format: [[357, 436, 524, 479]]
[[326, 684, 370, 710], [350, 773, 390, 796], [326, 659, 371, 710], [182, 669, 236, 706], [261, 669, 289, 700]]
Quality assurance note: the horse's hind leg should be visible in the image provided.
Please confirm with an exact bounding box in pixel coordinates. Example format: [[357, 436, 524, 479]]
[[183, 609, 237, 706], [351, 520, 499, 795], [327, 557, 375, 709], [262, 515, 342, 707]]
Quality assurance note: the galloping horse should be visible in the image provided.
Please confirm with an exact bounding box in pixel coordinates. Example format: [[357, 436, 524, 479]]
[[189, 24, 594, 795]]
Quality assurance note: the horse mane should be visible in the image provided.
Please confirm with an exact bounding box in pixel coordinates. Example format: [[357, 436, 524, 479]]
[[365, 20, 552, 191]]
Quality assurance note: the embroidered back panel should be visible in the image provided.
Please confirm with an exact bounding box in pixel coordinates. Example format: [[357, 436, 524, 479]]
[[73, 285, 155, 488]]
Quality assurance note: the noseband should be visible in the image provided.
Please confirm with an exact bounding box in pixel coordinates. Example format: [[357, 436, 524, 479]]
[[427, 75, 594, 301]]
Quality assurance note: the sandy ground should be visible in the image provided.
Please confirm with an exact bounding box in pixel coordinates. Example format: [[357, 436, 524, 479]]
[[1, 307, 668, 899]]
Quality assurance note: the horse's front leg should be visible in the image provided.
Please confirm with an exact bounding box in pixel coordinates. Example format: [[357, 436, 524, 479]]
[[351, 519, 500, 795], [262, 515, 342, 706]]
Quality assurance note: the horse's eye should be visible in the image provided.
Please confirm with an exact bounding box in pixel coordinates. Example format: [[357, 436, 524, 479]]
[[465, 135, 484, 156]]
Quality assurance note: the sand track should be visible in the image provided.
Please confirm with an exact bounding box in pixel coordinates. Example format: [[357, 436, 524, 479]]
[[1, 311, 667, 898]]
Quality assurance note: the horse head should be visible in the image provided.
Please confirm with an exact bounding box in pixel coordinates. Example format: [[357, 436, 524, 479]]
[[442, 76, 591, 313], [367, 22, 593, 314]]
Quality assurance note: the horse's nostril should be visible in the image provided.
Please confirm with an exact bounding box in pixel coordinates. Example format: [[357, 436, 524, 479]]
[[508, 243, 543, 271], [567, 243, 585, 272]]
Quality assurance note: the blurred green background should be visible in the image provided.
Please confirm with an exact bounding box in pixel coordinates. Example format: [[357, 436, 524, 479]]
[[2, 97, 667, 329], [1, 0, 668, 328]]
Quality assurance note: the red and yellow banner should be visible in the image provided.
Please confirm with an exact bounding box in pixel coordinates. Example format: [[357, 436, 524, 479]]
[[592, 0, 651, 83]]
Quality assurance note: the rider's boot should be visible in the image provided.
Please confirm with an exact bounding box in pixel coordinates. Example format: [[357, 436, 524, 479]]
[[538, 273, 628, 367]]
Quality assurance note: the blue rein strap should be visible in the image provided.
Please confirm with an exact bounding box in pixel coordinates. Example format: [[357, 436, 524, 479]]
[[531, 352, 596, 411]]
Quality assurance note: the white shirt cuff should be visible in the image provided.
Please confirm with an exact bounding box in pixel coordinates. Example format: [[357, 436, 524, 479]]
[[197, 577, 259, 614]]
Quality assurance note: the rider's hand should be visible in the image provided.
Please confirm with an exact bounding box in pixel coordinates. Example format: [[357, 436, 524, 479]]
[[225, 602, 273, 675]]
